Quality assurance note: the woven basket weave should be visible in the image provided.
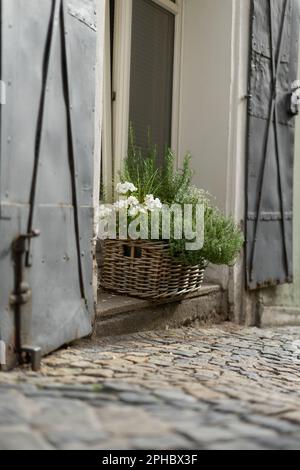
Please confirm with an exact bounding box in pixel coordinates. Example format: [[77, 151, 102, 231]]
[[100, 239, 206, 300]]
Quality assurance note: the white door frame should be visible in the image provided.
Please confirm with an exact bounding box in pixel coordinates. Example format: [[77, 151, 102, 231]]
[[112, 0, 133, 183], [94, 0, 106, 304], [102, 0, 114, 200], [102, 0, 184, 187]]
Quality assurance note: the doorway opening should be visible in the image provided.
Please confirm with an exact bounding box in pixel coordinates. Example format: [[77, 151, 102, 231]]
[[101, 0, 183, 198]]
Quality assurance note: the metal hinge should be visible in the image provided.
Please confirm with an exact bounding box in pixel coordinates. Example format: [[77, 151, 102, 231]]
[[11, 230, 42, 371]]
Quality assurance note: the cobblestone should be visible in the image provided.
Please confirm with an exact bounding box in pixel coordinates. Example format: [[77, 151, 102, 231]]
[[1, 323, 300, 449]]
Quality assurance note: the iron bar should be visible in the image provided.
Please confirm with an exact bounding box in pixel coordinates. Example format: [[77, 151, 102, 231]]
[[26, 0, 60, 267], [60, 0, 86, 302]]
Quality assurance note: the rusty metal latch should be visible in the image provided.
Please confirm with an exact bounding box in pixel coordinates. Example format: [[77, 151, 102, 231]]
[[11, 230, 41, 371], [21, 346, 42, 373]]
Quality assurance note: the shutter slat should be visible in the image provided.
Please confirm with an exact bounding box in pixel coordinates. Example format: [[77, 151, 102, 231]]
[[246, 0, 300, 290]]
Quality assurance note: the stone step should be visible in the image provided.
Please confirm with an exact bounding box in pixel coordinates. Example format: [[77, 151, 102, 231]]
[[95, 285, 227, 337]]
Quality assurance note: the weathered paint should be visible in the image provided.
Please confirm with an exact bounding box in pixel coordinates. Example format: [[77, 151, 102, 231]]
[[0, 0, 99, 368], [246, 0, 300, 290], [261, 34, 300, 320]]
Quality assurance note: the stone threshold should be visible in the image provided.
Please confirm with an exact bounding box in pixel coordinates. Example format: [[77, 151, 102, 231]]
[[95, 284, 228, 337]]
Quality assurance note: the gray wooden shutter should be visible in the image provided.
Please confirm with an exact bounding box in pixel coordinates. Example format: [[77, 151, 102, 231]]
[[0, 0, 97, 369], [246, 0, 300, 290]]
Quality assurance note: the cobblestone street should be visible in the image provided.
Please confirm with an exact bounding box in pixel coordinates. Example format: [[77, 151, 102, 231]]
[[1, 323, 300, 450]]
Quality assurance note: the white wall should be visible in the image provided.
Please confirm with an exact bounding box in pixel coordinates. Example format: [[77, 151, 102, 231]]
[[178, 0, 234, 212], [178, 0, 251, 293]]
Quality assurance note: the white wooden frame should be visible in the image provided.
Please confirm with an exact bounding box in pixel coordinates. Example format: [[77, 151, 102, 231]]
[[152, 0, 179, 15], [112, 0, 133, 182], [94, 0, 106, 305], [171, 0, 183, 164], [102, 0, 183, 184], [102, 0, 114, 200]]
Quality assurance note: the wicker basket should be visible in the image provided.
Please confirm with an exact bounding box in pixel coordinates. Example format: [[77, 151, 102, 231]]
[[100, 239, 206, 300]]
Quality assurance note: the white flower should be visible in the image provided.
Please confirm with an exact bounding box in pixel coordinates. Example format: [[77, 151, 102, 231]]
[[113, 199, 129, 211], [292, 91, 300, 105], [144, 194, 163, 212], [113, 195, 140, 213], [139, 207, 148, 214], [99, 204, 113, 219], [154, 199, 163, 209], [128, 206, 140, 217], [116, 182, 137, 195], [127, 196, 139, 207], [292, 80, 300, 91]]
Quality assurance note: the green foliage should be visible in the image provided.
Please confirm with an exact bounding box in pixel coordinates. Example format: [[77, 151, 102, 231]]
[[171, 184, 244, 266], [122, 126, 193, 204], [120, 126, 244, 267], [201, 207, 244, 266], [169, 205, 244, 267], [159, 149, 193, 204], [122, 126, 160, 201]]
